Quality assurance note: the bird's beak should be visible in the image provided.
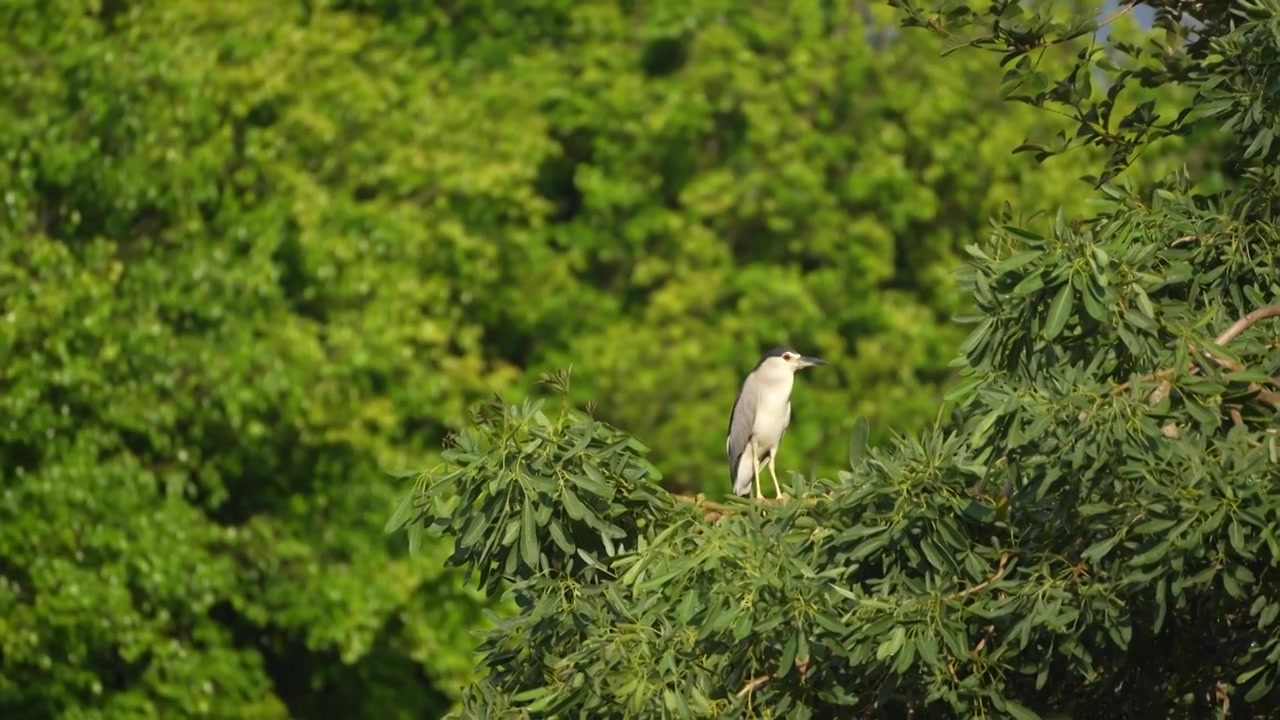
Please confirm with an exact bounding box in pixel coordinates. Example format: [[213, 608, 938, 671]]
[[798, 355, 827, 368]]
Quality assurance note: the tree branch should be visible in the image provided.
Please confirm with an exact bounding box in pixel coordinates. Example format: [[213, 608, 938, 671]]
[[735, 674, 772, 699], [1117, 305, 1280, 410], [673, 494, 765, 523], [671, 492, 826, 522], [1214, 304, 1280, 346], [1162, 304, 1280, 408]]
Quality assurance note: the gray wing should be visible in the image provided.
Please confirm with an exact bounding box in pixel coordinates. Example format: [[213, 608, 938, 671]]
[[726, 380, 759, 492]]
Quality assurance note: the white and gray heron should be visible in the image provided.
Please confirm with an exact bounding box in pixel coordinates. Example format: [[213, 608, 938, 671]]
[[726, 347, 827, 499]]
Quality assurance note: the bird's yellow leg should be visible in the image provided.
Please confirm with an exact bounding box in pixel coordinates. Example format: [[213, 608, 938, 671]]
[[751, 443, 763, 500], [768, 456, 787, 500]]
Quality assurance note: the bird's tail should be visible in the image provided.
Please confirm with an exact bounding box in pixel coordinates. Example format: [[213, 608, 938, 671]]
[[731, 451, 754, 497]]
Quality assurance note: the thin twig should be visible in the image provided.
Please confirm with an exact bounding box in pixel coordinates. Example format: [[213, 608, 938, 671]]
[[970, 624, 997, 656], [1110, 368, 1174, 396], [949, 552, 1011, 600], [670, 494, 736, 516], [669, 494, 779, 524], [1256, 388, 1280, 408], [670, 492, 824, 522], [1095, 3, 1136, 32], [735, 674, 772, 699]]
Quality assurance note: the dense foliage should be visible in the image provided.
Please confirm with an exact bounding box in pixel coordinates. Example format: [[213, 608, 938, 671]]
[[392, 1, 1280, 718], [0, 0, 1235, 717]]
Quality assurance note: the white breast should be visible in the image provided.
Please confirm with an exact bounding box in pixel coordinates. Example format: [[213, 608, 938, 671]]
[[751, 373, 794, 450]]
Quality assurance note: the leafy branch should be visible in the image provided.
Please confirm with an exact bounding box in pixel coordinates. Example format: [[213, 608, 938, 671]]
[[388, 2, 1280, 717]]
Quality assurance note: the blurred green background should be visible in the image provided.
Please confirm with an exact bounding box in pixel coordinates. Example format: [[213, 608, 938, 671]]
[[0, 1, 1219, 717]]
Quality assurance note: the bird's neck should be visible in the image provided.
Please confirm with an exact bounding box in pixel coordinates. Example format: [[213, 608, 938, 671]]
[[758, 367, 796, 388]]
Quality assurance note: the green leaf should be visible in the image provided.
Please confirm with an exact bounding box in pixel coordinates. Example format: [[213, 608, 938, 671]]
[[1000, 225, 1044, 243], [1044, 281, 1074, 340], [813, 613, 847, 635], [577, 465, 616, 499], [1002, 699, 1042, 720], [1082, 535, 1121, 563], [565, 424, 595, 456], [512, 686, 553, 704], [876, 626, 906, 660], [1131, 284, 1156, 319], [995, 250, 1042, 274], [520, 500, 540, 570], [561, 487, 590, 521], [1230, 520, 1252, 558], [1133, 518, 1177, 535], [500, 518, 521, 546], [407, 523, 423, 557], [384, 489, 418, 534], [1244, 127, 1275, 160], [459, 513, 490, 549], [920, 537, 952, 573], [548, 519, 575, 554], [1129, 540, 1170, 567], [1010, 269, 1047, 297], [945, 375, 986, 404], [636, 561, 692, 593], [1225, 368, 1275, 384], [777, 631, 800, 677], [847, 531, 892, 562], [1261, 603, 1279, 629], [848, 416, 870, 469], [959, 317, 995, 355], [1245, 669, 1275, 702], [1074, 64, 1093, 100]]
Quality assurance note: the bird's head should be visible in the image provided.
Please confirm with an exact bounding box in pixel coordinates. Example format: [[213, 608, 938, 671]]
[[757, 347, 828, 375]]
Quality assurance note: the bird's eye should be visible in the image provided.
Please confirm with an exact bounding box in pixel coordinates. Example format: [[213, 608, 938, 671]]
[[782, 352, 795, 361]]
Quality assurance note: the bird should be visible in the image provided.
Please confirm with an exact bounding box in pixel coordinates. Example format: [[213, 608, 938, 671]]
[[726, 347, 827, 500]]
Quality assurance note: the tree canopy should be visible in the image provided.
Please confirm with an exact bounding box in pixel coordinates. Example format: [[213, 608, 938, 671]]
[[391, 1, 1280, 717], [0, 0, 1250, 717]]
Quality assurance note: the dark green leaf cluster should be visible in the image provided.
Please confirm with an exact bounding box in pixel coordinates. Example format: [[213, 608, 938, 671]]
[[387, 393, 672, 596], [890, 0, 1263, 187], [949, 190, 1280, 713]]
